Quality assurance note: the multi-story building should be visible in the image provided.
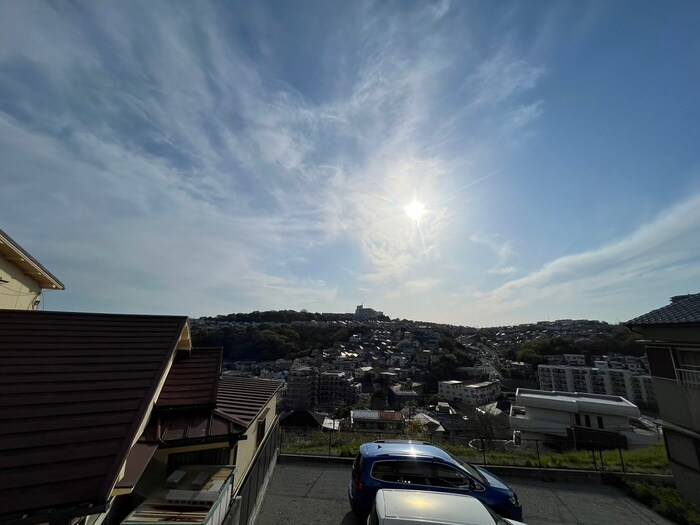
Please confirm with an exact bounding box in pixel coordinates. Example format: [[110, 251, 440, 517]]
[[318, 371, 361, 407], [353, 304, 384, 321], [0, 228, 64, 310], [627, 293, 700, 508], [438, 380, 501, 406], [285, 366, 318, 410], [537, 364, 655, 407], [563, 353, 586, 366]]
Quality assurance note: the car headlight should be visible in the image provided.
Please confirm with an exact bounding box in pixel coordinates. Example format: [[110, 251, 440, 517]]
[[509, 494, 520, 506]]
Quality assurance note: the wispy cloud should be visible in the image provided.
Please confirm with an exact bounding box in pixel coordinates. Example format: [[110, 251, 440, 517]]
[[0, 1, 630, 321], [468, 190, 700, 323], [470, 233, 518, 276], [467, 48, 547, 108]]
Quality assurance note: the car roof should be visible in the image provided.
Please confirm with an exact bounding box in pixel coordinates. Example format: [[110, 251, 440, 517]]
[[360, 441, 454, 462], [374, 489, 498, 525]]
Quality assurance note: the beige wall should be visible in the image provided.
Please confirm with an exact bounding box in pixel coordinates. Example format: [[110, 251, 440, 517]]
[[233, 394, 278, 490], [0, 257, 42, 310]]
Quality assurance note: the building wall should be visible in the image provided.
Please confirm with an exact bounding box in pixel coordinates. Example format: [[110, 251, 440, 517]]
[[234, 395, 279, 490], [642, 340, 700, 508], [537, 364, 654, 406], [0, 257, 42, 310]]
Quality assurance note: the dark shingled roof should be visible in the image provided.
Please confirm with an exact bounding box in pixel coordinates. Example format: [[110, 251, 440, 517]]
[[156, 347, 222, 408], [627, 293, 700, 325], [217, 376, 284, 429], [142, 348, 244, 445], [0, 311, 189, 521]]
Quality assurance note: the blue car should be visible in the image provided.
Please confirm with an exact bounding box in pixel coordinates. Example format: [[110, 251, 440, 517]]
[[348, 441, 522, 521]]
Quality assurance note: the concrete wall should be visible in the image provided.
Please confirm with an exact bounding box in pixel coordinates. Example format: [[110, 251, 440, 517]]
[[0, 257, 41, 310]]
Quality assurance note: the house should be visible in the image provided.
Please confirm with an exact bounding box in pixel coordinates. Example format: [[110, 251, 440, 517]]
[[0, 310, 283, 525], [350, 410, 404, 433], [627, 293, 700, 508], [0, 228, 64, 309], [0, 311, 191, 524], [509, 388, 656, 449]]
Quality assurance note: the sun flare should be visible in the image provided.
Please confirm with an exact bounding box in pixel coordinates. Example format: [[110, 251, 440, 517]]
[[404, 200, 427, 222]]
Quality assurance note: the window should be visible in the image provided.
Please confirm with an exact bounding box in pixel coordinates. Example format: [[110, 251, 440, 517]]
[[433, 464, 474, 489], [575, 414, 581, 426], [665, 429, 700, 472], [597, 416, 604, 429], [584, 415, 591, 427], [646, 346, 676, 379], [256, 418, 266, 448], [371, 460, 432, 485]]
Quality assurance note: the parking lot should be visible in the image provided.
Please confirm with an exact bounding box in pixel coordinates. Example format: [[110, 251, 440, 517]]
[[256, 459, 673, 525]]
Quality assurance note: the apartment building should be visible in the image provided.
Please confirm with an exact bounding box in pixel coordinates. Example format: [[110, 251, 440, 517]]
[[627, 293, 700, 508], [438, 380, 501, 406], [537, 364, 656, 407], [318, 371, 361, 407], [285, 366, 318, 410]]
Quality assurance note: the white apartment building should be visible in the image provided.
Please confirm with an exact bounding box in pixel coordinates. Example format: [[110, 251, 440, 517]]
[[510, 388, 656, 448], [537, 364, 656, 406], [563, 354, 586, 366], [438, 380, 501, 406]]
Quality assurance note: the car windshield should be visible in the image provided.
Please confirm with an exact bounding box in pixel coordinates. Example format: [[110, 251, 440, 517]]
[[446, 451, 487, 484]]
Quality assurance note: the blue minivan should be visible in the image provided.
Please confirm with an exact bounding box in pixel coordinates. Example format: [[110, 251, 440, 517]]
[[348, 441, 522, 521]]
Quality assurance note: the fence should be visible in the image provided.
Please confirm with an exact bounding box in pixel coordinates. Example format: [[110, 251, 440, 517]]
[[280, 426, 670, 475]]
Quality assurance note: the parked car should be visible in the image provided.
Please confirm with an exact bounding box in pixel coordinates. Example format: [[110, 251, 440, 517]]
[[348, 440, 522, 521], [367, 489, 527, 525]]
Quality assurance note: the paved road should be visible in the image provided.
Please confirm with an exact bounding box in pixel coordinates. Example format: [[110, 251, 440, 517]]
[[256, 461, 672, 525]]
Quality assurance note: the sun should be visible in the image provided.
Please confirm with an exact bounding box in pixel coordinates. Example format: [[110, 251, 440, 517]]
[[404, 200, 427, 222]]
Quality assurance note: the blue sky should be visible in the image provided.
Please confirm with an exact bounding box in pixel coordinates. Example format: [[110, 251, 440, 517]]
[[1, 1, 699, 326]]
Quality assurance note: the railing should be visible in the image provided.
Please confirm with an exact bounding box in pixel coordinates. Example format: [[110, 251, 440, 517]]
[[677, 368, 700, 387], [225, 419, 280, 525], [280, 426, 669, 475]]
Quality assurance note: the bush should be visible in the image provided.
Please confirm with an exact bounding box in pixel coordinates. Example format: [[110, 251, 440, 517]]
[[626, 482, 700, 525]]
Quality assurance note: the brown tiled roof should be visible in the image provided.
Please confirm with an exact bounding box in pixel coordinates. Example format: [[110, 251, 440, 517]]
[[627, 293, 700, 325], [156, 347, 222, 408], [0, 311, 189, 521], [217, 376, 284, 429], [142, 411, 244, 446]]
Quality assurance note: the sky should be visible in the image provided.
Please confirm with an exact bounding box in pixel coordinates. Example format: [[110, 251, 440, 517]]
[[1, 1, 699, 326]]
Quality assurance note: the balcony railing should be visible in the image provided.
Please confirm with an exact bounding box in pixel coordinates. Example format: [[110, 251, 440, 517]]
[[677, 368, 700, 388]]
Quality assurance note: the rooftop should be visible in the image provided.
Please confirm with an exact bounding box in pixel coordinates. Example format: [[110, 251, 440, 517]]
[[514, 389, 640, 417], [0, 311, 189, 520], [0, 228, 65, 290], [217, 375, 283, 428], [627, 293, 700, 325]]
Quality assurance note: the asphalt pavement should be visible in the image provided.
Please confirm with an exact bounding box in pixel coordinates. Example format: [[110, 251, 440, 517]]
[[255, 460, 673, 525]]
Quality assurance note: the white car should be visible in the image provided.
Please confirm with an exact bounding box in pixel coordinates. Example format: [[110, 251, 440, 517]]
[[368, 489, 527, 525]]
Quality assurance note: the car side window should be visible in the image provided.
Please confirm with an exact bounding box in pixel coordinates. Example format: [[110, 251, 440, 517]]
[[432, 464, 474, 489], [395, 460, 432, 485], [371, 460, 432, 485]]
